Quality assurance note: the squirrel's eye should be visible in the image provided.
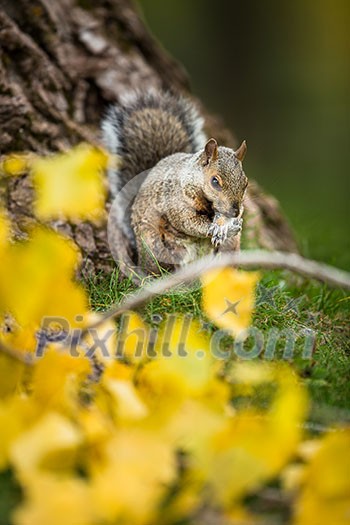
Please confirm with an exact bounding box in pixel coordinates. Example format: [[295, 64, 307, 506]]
[[210, 176, 222, 191]]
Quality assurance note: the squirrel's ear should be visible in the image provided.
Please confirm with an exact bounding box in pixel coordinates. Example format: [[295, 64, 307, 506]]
[[204, 138, 218, 165], [235, 140, 247, 162]]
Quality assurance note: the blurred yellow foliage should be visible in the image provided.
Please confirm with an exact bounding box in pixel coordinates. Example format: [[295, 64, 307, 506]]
[[32, 144, 108, 221], [13, 474, 93, 525], [0, 228, 88, 352], [202, 267, 260, 336], [293, 430, 350, 525], [0, 145, 346, 524], [0, 209, 10, 249], [0, 153, 33, 177]]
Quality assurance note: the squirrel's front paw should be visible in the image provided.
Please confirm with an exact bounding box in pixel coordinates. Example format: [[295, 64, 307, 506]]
[[228, 217, 243, 237], [208, 222, 230, 248], [208, 216, 242, 248], [208, 222, 227, 247]]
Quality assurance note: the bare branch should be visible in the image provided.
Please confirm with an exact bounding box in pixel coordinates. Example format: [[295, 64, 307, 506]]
[[2, 249, 349, 364]]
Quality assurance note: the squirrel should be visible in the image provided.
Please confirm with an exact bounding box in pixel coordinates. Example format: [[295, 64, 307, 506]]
[[102, 90, 248, 276]]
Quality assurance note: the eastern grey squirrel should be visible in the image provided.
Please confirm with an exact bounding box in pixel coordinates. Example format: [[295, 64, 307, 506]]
[[102, 90, 248, 276]]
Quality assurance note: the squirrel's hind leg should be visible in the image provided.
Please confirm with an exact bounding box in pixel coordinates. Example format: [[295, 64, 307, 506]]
[[136, 223, 189, 275]]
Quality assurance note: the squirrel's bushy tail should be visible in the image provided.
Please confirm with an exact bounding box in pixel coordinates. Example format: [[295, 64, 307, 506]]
[[102, 90, 206, 197]]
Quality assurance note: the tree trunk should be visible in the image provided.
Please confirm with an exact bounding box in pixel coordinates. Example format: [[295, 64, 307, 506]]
[[0, 0, 298, 275]]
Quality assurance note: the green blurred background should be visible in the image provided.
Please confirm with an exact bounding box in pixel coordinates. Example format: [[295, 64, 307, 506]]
[[137, 0, 349, 268]]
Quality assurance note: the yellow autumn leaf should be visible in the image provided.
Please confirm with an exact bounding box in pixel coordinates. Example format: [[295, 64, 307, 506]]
[[10, 412, 82, 476], [89, 429, 176, 525], [165, 398, 227, 464], [0, 228, 88, 352], [201, 267, 260, 336], [32, 143, 108, 221], [1, 323, 43, 356], [154, 316, 214, 390], [117, 311, 150, 362], [138, 317, 214, 417], [103, 360, 133, 382], [296, 439, 322, 462], [13, 474, 93, 525], [282, 463, 306, 493], [103, 379, 148, 421], [195, 363, 307, 507], [293, 429, 350, 525], [76, 406, 112, 446], [0, 153, 33, 176], [0, 354, 25, 398], [31, 349, 91, 411], [0, 396, 39, 470]]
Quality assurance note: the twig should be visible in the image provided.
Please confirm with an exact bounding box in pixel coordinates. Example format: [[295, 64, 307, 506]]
[[85, 249, 350, 331]]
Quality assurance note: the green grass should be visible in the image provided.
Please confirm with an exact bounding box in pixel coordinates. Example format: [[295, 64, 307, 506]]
[[86, 265, 350, 425]]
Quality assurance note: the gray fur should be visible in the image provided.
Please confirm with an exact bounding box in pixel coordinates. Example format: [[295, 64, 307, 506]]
[[102, 90, 207, 198], [102, 90, 247, 276]]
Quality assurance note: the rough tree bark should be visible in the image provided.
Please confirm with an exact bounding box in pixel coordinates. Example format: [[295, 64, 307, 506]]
[[0, 0, 298, 275]]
